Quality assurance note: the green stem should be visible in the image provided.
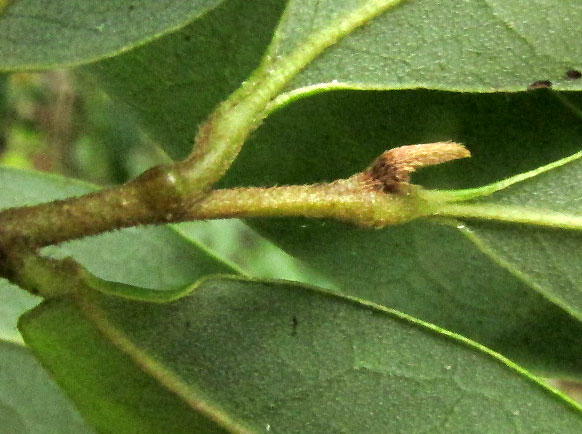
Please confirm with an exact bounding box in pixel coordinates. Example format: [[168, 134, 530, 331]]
[[178, 0, 407, 190], [0, 175, 429, 249], [190, 178, 426, 227], [421, 150, 582, 203], [433, 203, 582, 231]]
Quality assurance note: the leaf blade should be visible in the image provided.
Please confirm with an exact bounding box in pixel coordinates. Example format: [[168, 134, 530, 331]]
[[0, 0, 224, 71], [20, 277, 582, 432], [19, 298, 234, 434], [272, 0, 582, 103], [0, 341, 95, 434], [0, 281, 39, 345]]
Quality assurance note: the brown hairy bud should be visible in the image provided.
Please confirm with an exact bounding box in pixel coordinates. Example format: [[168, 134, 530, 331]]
[[365, 141, 470, 193]]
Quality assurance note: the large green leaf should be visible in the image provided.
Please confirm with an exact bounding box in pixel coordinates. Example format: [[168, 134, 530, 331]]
[[85, 0, 582, 161], [81, 0, 582, 375], [270, 0, 582, 99], [19, 298, 230, 434], [215, 89, 582, 378], [0, 0, 224, 71], [20, 277, 582, 433], [85, 0, 287, 159]]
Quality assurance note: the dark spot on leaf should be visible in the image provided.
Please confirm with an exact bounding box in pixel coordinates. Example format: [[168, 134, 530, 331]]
[[184, 34, 192, 42], [565, 69, 582, 80], [291, 315, 298, 336], [528, 80, 552, 90], [184, 320, 191, 329], [128, 5, 135, 11]]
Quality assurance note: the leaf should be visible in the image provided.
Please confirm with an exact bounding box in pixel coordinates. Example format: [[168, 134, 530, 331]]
[[19, 298, 231, 434], [64, 0, 582, 376], [19, 277, 582, 433], [271, 0, 582, 103], [436, 153, 582, 321], [216, 89, 582, 378], [0, 279, 94, 433], [0, 281, 38, 345], [0, 341, 95, 434], [0, 0, 224, 71], [82, 0, 582, 372], [85, 0, 287, 159]]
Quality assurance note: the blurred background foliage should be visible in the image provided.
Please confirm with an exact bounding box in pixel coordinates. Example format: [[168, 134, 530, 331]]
[[0, 70, 329, 285]]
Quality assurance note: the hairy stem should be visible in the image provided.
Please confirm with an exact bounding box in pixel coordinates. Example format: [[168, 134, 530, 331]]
[[177, 0, 407, 190], [0, 175, 427, 249], [188, 177, 427, 227], [0, 164, 189, 248], [0, 143, 467, 249]]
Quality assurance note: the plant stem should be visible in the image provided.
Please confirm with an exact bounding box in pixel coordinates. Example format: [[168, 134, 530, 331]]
[[0, 142, 468, 249], [0, 174, 429, 249], [0, 1, 411, 251], [433, 203, 582, 231], [188, 177, 426, 227], [177, 0, 407, 191], [0, 164, 188, 248]]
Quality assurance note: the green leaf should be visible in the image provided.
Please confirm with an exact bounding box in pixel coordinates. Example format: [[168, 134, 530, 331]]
[[0, 0, 224, 71], [63, 0, 582, 377], [0, 341, 95, 434], [218, 89, 582, 378], [0, 167, 235, 295], [271, 0, 582, 102], [19, 298, 231, 434], [436, 153, 582, 321], [0, 279, 94, 433], [0, 281, 38, 345], [85, 0, 287, 159], [19, 277, 582, 433]]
